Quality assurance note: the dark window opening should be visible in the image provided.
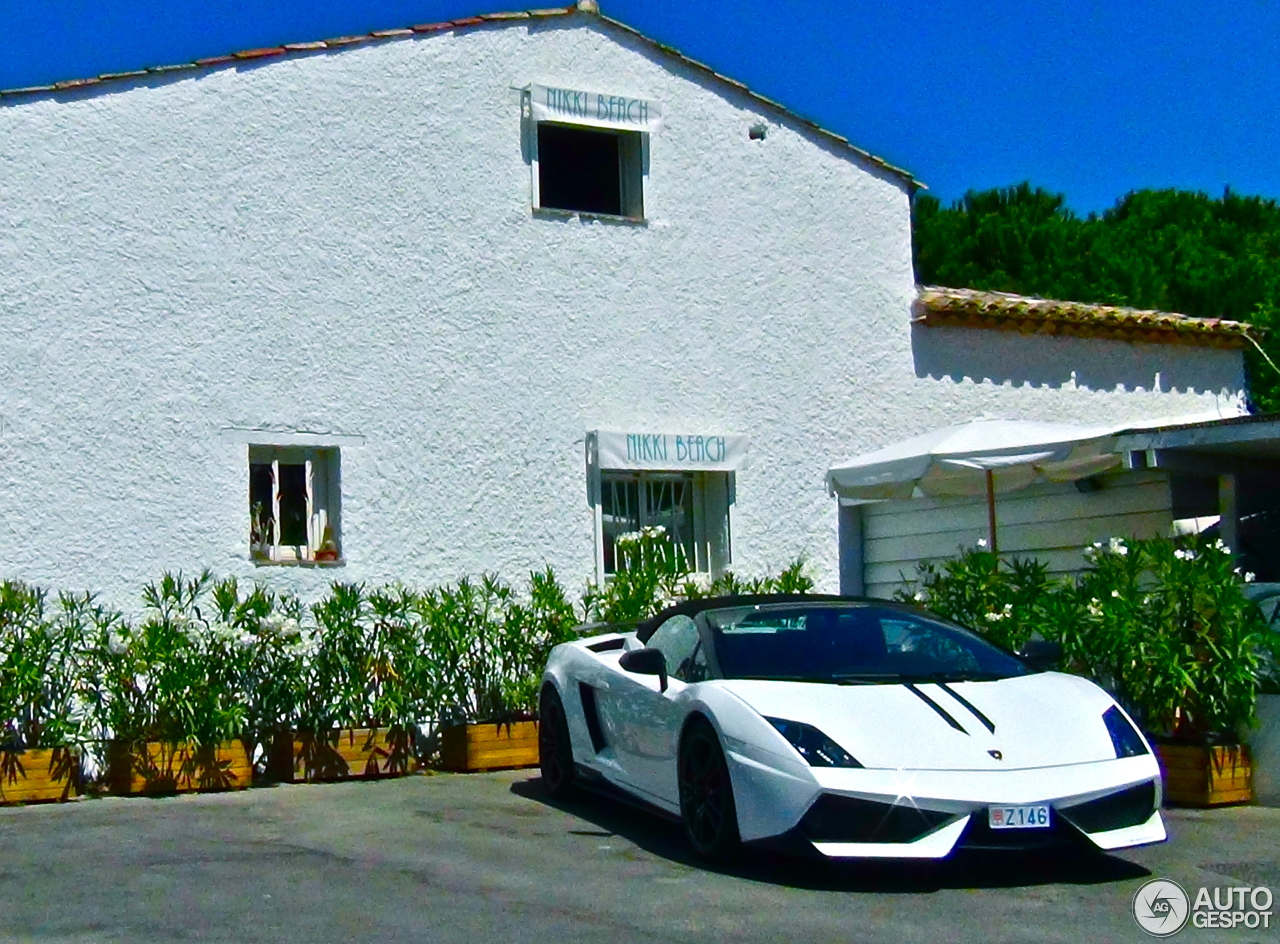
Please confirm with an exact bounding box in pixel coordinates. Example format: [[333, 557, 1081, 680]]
[[277, 464, 308, 546], [538, 123, 639, 217], [250, 464, 274, 545]]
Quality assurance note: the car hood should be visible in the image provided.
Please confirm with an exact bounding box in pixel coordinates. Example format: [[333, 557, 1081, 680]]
[[715, 672, 1124, 770]]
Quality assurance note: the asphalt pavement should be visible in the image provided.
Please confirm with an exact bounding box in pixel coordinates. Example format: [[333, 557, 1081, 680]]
[[0, 771, 1277, 943]]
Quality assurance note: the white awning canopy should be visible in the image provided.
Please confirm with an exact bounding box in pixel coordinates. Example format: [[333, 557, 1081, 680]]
[[825, 419, 1121, 501], [592, 429, 749, 472]]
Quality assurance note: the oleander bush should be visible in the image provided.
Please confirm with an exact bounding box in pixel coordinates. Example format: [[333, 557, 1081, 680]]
[[0, 581, 112, 750], [0, 526, 808, 766], [899, 534, 1280, 742], [581, 525, 814, 624]]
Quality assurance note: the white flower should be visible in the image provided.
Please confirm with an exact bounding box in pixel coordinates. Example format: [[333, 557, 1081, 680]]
[[1002, 603, 1013, 615], [640, 525, 667, 539], [913, 590, 927, 603], [289, 631, 319, 658], [281, 617, 301, 638], [1087, 602, 1103, 617], [985, 611, 1004, 622], [1246, 572, 1257, 583], [615, 531, 641, 546], [1174, 548, 1195, 561], [1108, 537, 1128, 556], [1111, 589, 1122, 599], [977, 538, 988, 548], [107, 630, 127, 656]]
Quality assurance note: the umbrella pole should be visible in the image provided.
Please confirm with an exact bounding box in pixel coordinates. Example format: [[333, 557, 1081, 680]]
[[985, 468, 998, 555]]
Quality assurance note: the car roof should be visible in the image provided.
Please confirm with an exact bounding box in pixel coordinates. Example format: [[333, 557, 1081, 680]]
[[634, 594, 906, 643]]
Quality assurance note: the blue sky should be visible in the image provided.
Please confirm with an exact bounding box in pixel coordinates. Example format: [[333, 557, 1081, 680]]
[[2, 0, 1277, 212]]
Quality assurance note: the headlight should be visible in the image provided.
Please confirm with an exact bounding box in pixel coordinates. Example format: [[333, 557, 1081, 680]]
[[765, 717, 863, 768], [1103, 705, 1149, 758]]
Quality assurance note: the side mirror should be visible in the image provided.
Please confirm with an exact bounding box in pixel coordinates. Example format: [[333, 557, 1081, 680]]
[[1018, 639, 1064, 671], [619, 647, 669, 692]]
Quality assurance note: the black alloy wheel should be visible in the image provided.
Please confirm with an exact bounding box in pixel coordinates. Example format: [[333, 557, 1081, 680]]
[[539, 684, 575, 798], [678, 718, 741, 861]]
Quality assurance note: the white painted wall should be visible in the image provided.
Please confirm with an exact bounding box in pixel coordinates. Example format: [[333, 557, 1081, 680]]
[[860, 471, 1174, 599], [0, 13, 1247, 614]]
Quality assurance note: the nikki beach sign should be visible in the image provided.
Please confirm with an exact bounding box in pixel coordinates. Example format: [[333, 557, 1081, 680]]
[[592, 430, 749, 471], [530, 84, 663, 133]]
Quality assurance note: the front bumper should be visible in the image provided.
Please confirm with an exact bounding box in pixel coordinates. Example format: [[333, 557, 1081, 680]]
[[726, 748, 1166, 859]]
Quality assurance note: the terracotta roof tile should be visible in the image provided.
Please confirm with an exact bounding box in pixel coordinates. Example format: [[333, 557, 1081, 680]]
[[914, 285, 1254, 350], [233, 47, 286, 60], [0, 1, 921, 189]]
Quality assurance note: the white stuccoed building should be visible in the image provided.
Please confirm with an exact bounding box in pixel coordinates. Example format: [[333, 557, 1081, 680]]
[[0, 3, 1251, 612]]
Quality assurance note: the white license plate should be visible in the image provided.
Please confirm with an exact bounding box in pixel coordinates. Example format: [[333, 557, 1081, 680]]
[[988, 804, 1051, 829]]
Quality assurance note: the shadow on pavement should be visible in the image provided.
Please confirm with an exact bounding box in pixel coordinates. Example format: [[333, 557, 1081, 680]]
[[509, 775, 1151, 893]]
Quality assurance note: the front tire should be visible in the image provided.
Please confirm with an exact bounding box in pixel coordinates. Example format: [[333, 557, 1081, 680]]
[[539, 684, 575, 798], [678, 718, 741, 861]]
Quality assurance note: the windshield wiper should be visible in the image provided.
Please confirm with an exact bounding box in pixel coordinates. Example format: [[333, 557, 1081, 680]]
[[824, 673, 905, 685], [825, 671, 1009, 685], [896, 672, 1009, 683]]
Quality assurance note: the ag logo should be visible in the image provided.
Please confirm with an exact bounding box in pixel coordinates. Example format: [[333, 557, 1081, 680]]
[[1133, 879, 1190, 936]]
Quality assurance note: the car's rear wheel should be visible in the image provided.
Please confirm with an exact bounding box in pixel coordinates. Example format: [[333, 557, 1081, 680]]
[[678, 718, 741, 861], [539, 684, 575, 798]]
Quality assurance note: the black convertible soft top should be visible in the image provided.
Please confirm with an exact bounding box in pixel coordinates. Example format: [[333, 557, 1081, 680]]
[[634, 593, 903, 643]]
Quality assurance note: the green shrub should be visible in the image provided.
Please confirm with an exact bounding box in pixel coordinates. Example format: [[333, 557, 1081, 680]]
[[0, 581, 113, 749], [582, 525, 814, 624], [5, 542, 817, 754], [899, 535, 1279, 741], [85, 570, 261, 747]]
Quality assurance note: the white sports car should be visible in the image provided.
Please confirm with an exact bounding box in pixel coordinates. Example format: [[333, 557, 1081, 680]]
[[538, 594, 1166, 861]]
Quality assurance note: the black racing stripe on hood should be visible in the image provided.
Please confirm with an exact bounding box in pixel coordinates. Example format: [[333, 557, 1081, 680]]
[[937, 682, 996, 734], [904, 683, 969, 735]]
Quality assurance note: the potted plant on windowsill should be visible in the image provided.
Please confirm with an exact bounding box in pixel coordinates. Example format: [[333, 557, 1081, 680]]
[[89, 571, 254, 795], [250, 503, 272, 562], [314, 526, 339, 563], [0, 582, 99, 804]]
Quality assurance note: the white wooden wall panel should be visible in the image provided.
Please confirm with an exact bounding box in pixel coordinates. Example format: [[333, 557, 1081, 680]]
[[861, 471, 1172, 599]]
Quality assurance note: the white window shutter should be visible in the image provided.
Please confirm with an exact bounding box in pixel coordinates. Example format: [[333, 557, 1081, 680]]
[[271, 458, 281, 561], [305, 458, 315, 559]]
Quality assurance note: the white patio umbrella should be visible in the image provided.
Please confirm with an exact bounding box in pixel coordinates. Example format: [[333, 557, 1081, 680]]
[[825, 419, 1122, 553]]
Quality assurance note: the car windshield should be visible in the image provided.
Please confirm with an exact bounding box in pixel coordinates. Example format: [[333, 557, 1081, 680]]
[[705, 604, 1032, 683]]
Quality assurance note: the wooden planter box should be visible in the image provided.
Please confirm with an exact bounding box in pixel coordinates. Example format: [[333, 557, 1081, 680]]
[[269, 727, 416, 782], [107, 740, 251, 795], [0, 748, 79, 804], [1157, 742, 1253, 807], [440, 720, 539, 772]]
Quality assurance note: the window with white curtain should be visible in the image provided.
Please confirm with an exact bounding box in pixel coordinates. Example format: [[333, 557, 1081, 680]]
[[248, 446, 341, 564]]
